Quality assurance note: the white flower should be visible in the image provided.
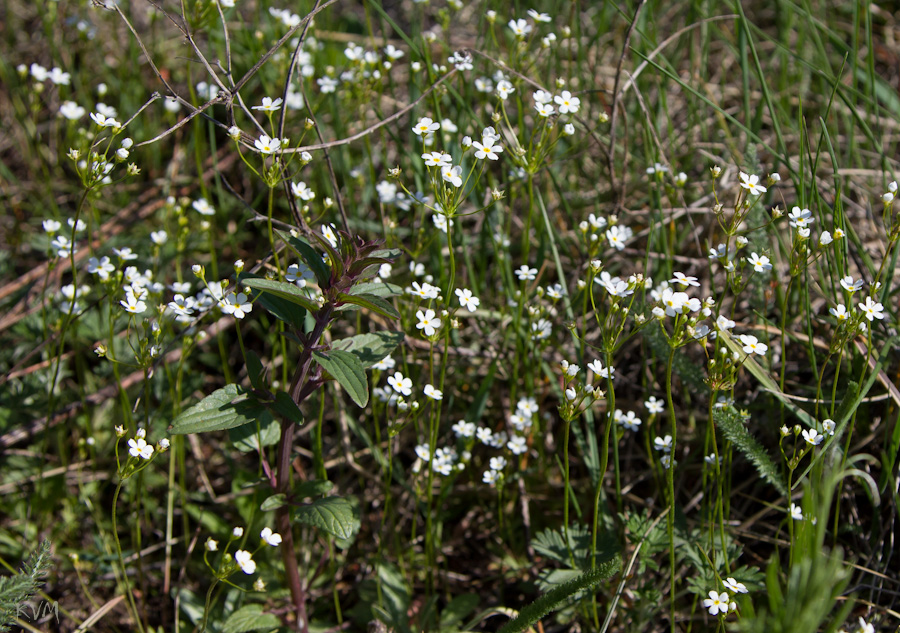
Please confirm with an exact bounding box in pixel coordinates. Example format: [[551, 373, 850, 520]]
[[857, 296, 884, 321], [515, 265, 537, 281], [205, 538, 218, 551], [388, 372, 412, 396], [823, 419, 836, 435], [192, 198, 215, 215], [739, 172, 767, 196], [421, 151, 451, 167], [120, 291, 147, 314], [43, 219, 62, 234], [455, 288, 480, 312], [285, 263, 314, 288], [534, 102, 555, 117], [653, 435, 673, 452], [669, 272, 700, 287], [788, 206, 814, 228], [254, 134, 282, 154], [473, 136, 503, 160], [723, 578, 748, 594], [747, 252, 772, 272], [702, 590, 730, 616], [291, 181, 316, 201], [441, 164, 463, 188], [252, 97, 283, 112], [645, 395, 664, 414], [424, 384, 443, 400], [234, 550, 256, 574], [739, 334, 767, 355], [87, 256, 115, 280], [59, 101, 86, 120], [260, 527, 282, 546], [508, 18, 532, 37], [482, 469, 501, 485], [222, 293, 253, 319], [790, 503, 803, 521], [716, 315, 736, 330], [840, 276, 863, 293], [587, 360, 614, 380], [127, 437, 154, 459], [412, 117, 440, 136], [416, 309, 441, 337], [489, 456, 507, 471], [858, 617, 874, 633], [553, 91, 580, 114], [802, 428, 824, 446], [452, 420, 476, 437]]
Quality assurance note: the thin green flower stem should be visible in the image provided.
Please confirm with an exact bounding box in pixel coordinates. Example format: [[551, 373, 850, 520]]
[[664, 345, 678, 633], [776, 277, 794, 427], [707, 394, 730, 573], [832, 327, 874, 540], [829, 348, 845, 419], [787, 466, 795, 568], [315, 389, 327, 481], [112, 481, 145, 633], [561, 418, 576, 569], [199, 578, 219, 633], [521, 173, 536, 264], [813, 351, 834, 422]]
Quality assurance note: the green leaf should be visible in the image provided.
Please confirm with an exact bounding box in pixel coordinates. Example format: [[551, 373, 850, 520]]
[[246, 351, 264, 391], [228, 412, 279, 452], [170, 384, 267, 434], [293, 496, 360, 539], [242, 278, 320, 313], [268, 391, 303, 425], [239, 273, 307, 330], [496, 561, 620, 633], [333, 331, 405, 368], [312, 350, 369, 407], [714, 406, 788, 496], [295, 479, 334, 499], [260, 494, 286, 511], [336, 292, 400, 320], [221, 604, 280, 633], [277, 230, 331, 287], [348, 281, 403, 298], [439, 594, 479, 631]]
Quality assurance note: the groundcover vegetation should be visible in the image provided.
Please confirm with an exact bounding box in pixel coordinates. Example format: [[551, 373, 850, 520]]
[[1, 1, 899, 631]]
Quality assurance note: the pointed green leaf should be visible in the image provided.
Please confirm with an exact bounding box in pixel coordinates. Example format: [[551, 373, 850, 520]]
[[221, 604, 280, 633], [268, 391, 304, 424], [348, 282, 404, 298], [293, 496, 360, 539], [336, 292, 399, 320], [170, 384, 266, 434], [246, 351, 265, 391], [260, 494, 287, 511], [333, 331, 406, 368], [242, 278, 320, 313], [312, 349, 369, 407]]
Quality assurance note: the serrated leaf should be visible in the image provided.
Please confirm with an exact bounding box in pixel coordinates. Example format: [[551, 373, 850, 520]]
[[221, 604, 280, 633], [496, 561, 620, 633], [312, 349, 369, 407], [261, 494, 286, 511], [242, 278, 320, 313], [229, 412, 279, 452], [348, 282, 403, 298], [333, 331, 405, 368], [293, 496, 360, 539], [336, 292, 400, 319], [268, 391, 303, 424], [277, 230, 331, 287], [714, 406, 788, 496], [170, 384, 266, 434]]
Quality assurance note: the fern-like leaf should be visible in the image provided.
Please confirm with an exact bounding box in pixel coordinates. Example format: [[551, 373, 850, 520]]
[[0, 540, 52, 632], [496, 559, 620, 633], [714, 407, 787, 496]]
